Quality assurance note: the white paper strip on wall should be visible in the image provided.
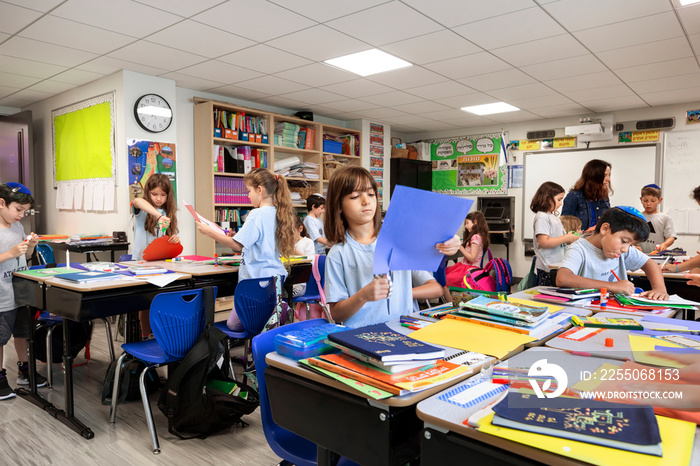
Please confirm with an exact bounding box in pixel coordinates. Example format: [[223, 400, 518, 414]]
[[74, 182, 84, 210], [93, 181, 104, 211], [64, 182, 75, 210], [669, 209, 689, 234], [689, 210, 700, 234], [104, 180, 115, 211], [274, 156, 300, 172], [55, 183, 63, 209], [84, 182, 94, 211]]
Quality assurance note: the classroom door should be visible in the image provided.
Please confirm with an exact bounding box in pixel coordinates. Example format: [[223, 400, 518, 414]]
[[0, 110, 36, 233]]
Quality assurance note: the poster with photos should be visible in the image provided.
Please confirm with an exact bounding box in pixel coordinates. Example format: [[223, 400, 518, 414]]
[[127, 139, 177, 204]]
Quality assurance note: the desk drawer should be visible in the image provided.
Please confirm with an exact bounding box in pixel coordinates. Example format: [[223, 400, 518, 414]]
[[266, 366, 421, 466]]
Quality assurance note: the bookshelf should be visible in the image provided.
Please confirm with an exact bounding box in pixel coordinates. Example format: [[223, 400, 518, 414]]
[[193, 99, 361, 256]]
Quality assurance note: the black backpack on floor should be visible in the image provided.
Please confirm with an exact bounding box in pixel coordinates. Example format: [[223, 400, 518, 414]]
[[157, 287, 259, 438], [34, 320, 92, 364], [101, 357, 161, 404]]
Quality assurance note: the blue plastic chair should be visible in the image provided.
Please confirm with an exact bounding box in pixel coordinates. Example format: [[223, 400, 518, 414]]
[[109, 287, 216, 454], [291, 255, 333, 321], [35, 243, 55, 265], [118, 254, 132, 262], [251, 319, 357, 466], [215, 276, 279, 383]]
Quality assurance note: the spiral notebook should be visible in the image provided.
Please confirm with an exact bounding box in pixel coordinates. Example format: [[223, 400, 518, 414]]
[[438, 375, 507, 409]]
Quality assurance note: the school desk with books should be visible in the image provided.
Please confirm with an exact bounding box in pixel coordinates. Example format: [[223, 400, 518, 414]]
[[416, 346, 699, 465]]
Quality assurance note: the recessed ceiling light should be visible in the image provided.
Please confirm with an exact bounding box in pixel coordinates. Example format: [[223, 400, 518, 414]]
[[461, 102, 520, 116], [680, 0, 700, 6], [324, 49, 412, 77]]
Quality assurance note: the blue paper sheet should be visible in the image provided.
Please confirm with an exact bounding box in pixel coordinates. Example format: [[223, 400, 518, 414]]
[[373, 185, 473, 274]]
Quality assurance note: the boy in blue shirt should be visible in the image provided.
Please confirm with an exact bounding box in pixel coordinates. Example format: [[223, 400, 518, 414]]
[[556, 206, 668, 300], [304, 194, 332, 254]]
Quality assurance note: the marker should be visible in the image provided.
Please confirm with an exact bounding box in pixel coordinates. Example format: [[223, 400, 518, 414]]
[[400, 323, 420, 330], [610, 269, 621, 281]]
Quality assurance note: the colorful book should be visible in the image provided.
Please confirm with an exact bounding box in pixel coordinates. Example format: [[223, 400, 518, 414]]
[[491, 393, 662, 456], [324, 341, 436, 373], [326, 322, 444, 363], [570, 315, 643, 330], [128, 265, 169, 276], [53, 271, 123, 283], [538, 287, 601, 300], [459, 296, 549, 323]]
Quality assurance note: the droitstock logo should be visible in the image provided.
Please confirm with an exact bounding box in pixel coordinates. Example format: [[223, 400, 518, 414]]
[[528, 359, 568, 399]]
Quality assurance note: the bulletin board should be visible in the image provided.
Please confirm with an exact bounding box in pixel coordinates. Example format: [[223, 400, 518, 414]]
[[522, 145, 659, 240], [663, 131, 700, 233]]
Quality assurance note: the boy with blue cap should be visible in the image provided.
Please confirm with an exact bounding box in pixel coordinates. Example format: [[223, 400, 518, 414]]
[[0, 182, 45, 400], [556, 206, 668, 300], [638, 183, 675, 253]]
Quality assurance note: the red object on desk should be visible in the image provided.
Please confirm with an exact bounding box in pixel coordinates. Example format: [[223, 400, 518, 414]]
[[142, 236, 183, 261]]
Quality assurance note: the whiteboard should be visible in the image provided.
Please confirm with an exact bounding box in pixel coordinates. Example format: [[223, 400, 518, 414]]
[[523, 145, 659, 240], [663, 131, 700, 234]]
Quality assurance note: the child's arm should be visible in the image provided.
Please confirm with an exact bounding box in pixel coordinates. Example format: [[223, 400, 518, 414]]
[[411, 279, 443, 301], [25, 233, 39, 258], [461, 242, 481, 263], [195, 221, 243, 251], [436, 235, 460, 256], [658, 236, 675, 251], [316, 237, 333, 247], [639, 258, 669, 300], [556, 267, 635, 295], [133, 198, 170, 230], [536, 232, 579, 249], [329, 276, 390, 322], [0, 241, 30, 265], [663, 253, 700, 273]]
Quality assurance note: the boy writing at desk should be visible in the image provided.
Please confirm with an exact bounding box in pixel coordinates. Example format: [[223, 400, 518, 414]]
[[556, 206, 668, 300]]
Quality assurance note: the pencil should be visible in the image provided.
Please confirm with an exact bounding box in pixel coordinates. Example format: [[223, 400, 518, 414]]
[[568, 350, 629, 362], [610, 269, 621, 281]]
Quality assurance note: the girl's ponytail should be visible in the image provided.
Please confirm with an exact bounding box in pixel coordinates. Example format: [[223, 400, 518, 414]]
[[273, 174, 296, 257]]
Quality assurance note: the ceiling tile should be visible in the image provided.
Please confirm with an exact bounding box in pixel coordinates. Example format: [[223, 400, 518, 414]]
[[540, 0, 671, 32], [359, 91, 424, 107], [580, 95, 648, 113], [51, 68, 106, 85], [596, 36, 694, 69], [26, 79, 77, 94], [453, 7, 565, 50], [674, 3, 700, 35], [393, 100, 452, 115], [491, 34, 588, 68], [435, 92, 499, 108], [520, 54, 608, 81], [687, 32, 700, 54], [403, 0, 535, 28], [420, 108, 472, 120], [0, 54, 67, 78], [326, 2, 442, 46], [382, 113, 427, 125], [0, 36, 97, 67], [20, 15, 134, 54], [314, 99, 379, 113], [3, 0, 63, 12], [108, 41, 205, 71], [573, 12, 684, 52], [458, 68, 536, 92], [234, 75, 309, 95], [509, 93, 575, 110], [382, 30, 480, 65], [267, 0, 387, 22], [615, 57, 700, 83], [218, 45, 313, 74], [51, 0, 182, 38], [405, 81, 477, 100], [487, 82, 558, 101], [0, 85, 18, 99], [136, 0, 223, 18], [145, 20, 255, 59], [358, 107, 408, 119], [276, 63, 356, 88], [320, 79, 394, 98], [545, 71, 623, 93], [529, 103, 591, 118], [486, 110, 540, 123], [278, 88, 346, 105], [629, 72, 700, 93], [429, 52, 512, 80], [175, 60, 262, 85], [255, 95, 309, 110], [0, 3, 43, 34], [368, 66, 448, 90], [566, 84, 635, 102], [0, 71, 40, 89], [76, 56, 169, 76], [158, 71, 229, 91], [206, 84, 272, 101], [265, 25, 368, 62], [639, 86, 700, 106], [192, 0, 315, 42]]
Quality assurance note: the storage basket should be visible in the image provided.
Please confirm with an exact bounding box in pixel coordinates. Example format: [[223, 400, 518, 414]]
[[391, 137, 409, 158], [323, 160, 345, 180], [288, 186, 317, 200]]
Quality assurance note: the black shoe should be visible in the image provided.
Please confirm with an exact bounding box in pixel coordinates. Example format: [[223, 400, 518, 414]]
[[16, 362, 47, 388], [0, 369, 16, 400]]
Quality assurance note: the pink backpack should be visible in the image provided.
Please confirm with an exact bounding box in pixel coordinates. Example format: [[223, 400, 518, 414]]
[[294, 255, 332, 321]]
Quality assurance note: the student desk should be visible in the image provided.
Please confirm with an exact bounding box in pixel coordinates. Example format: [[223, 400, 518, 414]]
[[49, 240, 130, 262], [11, 266, 236, 439], [264, 320, 517, 466], [628, 269, 699, 319], [417, 346, 660, 465]]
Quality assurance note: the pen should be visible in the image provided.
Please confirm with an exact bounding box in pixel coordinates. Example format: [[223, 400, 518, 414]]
[[568, 350, 629, 362], [400, 323, 421, 330], [610, 269, 621, 281], [660, 257, 670, 269]]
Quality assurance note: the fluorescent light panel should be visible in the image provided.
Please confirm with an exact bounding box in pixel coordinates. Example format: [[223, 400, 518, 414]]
[[680, 0, 700, 6], [324, 49, 412, 77], [461, 102, 520, 116]]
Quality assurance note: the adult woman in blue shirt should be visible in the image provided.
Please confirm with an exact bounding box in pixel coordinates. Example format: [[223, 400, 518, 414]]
[[562, 159, 612, 232]]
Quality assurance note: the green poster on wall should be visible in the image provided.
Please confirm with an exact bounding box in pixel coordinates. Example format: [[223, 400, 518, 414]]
[[431, 134, 507, 195]]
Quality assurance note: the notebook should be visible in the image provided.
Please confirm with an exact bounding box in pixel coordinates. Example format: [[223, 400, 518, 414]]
[[54, 271, 123, 283]]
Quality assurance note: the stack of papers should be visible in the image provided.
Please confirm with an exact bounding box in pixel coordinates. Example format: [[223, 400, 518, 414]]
[[274, 122, 300, 148]]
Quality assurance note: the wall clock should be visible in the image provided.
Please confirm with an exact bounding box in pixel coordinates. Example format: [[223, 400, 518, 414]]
[[134, 93, 172, 133]]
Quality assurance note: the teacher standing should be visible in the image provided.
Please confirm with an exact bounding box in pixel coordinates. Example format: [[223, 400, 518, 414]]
[[562, 159, 612, 231]]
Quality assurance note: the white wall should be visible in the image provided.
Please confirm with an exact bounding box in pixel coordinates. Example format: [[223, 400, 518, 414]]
[[398, 101, 700, 278]]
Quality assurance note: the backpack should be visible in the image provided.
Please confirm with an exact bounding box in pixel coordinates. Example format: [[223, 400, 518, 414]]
[[157, 287, 259, 438], [34, 320, 92, 364], [101, 357, 161, 404], [294, 255, 330, 321], [464, 249, 513, 293]]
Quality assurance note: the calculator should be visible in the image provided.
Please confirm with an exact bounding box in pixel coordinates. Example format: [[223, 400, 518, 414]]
[[274, 323, 346, 360]]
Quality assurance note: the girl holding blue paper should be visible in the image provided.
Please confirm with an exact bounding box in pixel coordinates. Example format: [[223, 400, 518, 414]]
[[323, 166, 457, 328]]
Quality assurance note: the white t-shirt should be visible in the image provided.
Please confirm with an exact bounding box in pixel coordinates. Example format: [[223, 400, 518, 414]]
[[533, 212, 567, 272], [295, 236, 315, 256], [560, 236, 649, 282], [640, 212, 676, 253]]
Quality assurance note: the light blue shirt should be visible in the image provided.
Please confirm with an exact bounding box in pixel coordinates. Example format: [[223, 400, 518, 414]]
[[560, 236, 649, 282], [325, 233, 413, 328], [412, 270, 435, 313], [304, 215, 326, 254], [132, 205, 165, 261], [234, 206, 286, 282]]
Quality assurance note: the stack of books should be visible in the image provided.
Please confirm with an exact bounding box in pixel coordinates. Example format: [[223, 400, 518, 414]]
[[449, 296, 556, 337], [532, 287, 600, 304], [274, 122, 300, 148], [128, 265, 168, 276]]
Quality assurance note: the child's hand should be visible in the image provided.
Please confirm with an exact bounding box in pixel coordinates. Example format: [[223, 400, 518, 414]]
[[607, 279, 635, 295], [168, 235, 180, 244], [685, 273, 700, 288], [157, 216, 170, 231], [662, 262, 677, 273], [436, 235, 460, 256], [27, 233, 39, 247], [10, 242, 29, 258], [639, 288, 669, 300], [565, 233, 579, 244], [195, 221, 212, 236], [360, 276, 390, 302]]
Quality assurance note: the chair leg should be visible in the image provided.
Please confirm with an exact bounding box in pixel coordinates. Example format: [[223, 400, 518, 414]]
[[321, 303, 334, 323], [101, 318, 115, 361], [138, 366, 161, 454], [109, 352, 128, 423], [226, 339, 236, 379], [305, 303, 311, 320], [46, 326, 53, 389]]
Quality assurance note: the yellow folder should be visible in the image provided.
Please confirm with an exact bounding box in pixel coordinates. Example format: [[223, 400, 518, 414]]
[[409, 319, 535, 359], [628, 335, 685, 368], [507, 297, 565, 313], [478, 412, 694, 465]]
